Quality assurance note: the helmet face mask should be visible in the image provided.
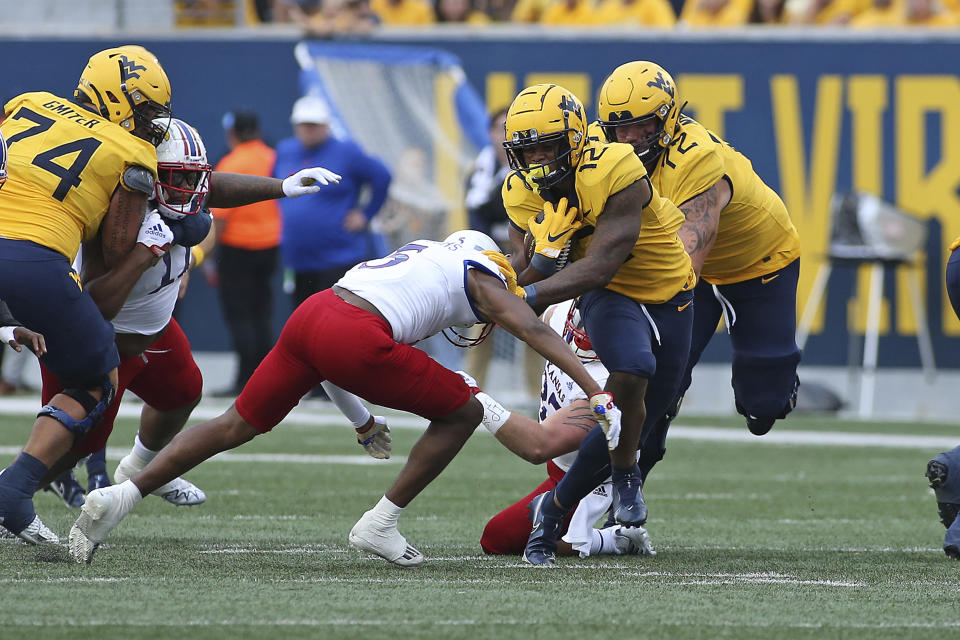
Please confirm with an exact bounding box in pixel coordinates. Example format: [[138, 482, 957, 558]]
[[75, 45, 172, 147], [598, 61, 679, 167], [503, 84, 587, 190], [153, 118, 211, 220], [563, 300, 598, 362]]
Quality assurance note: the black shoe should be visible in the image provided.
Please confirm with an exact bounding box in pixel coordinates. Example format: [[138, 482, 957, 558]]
[[522, 492, 561, 565], [612, 473, 647, 526], [46, 470, 85, 508]]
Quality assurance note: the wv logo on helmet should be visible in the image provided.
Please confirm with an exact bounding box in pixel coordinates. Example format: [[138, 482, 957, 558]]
[[118, 55, 147, 81], [646, 72, 674, 98]]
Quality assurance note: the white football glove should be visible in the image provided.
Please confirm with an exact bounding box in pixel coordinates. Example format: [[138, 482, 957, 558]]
[[355, 415, 391, 459], [137, 212, 174, 257], [281, 167, 342, 197], [589, 392, 622, 450]]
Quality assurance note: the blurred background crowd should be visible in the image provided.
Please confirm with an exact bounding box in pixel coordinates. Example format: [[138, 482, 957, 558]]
[[16, 0, 959, 31]]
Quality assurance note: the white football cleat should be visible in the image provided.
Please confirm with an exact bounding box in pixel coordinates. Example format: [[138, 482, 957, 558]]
[[3, 516, 59, 545], [348, 510, 424, 568], [115, 453, 205, 506], [612, 524, 656, 556], [68, 482, 140, 564]]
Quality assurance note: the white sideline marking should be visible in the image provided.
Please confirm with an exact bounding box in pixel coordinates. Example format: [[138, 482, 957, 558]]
[[0, 396, 954, 449], [0, 445, 404, 465], [0, 577, 126, 583]]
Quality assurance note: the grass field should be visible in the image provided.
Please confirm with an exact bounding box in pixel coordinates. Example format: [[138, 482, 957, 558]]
[[1, 396, 958, 639]]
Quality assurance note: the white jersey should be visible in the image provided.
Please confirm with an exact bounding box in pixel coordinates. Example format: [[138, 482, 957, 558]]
[[112, 243, 190, 335], [336, 239, 507, 345], [73, 216, 192, 335], [538, 300, 609, 472]]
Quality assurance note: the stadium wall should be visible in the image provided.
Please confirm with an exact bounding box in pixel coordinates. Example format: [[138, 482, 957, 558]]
[[2, 32, 959, 370]]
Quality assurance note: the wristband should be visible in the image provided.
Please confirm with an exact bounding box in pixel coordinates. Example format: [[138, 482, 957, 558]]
[[522, 285, 538, 308], [0, 326, 16, 345], [191, 246, 206, 268], [529, 253, 559, 275]]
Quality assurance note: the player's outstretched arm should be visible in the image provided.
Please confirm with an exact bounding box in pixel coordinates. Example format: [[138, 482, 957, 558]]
[[491, 400, 595, 464], [206, 167, 341, 208], [677, 177, 730, 277], [519, 177, 650, 312], [468, 271, 602, 398]]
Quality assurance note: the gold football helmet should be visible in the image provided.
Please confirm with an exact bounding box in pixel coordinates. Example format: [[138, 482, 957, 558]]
[[597, 61, 680, 166], [503, 84, 587, 189], [75, 45, 172, 146]]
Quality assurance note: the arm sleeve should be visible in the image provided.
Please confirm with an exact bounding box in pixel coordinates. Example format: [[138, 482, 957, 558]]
[[321, 382, 373, 428]]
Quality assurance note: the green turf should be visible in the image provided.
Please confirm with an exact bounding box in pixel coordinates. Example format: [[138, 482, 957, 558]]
[[1, 403, 958, 639]]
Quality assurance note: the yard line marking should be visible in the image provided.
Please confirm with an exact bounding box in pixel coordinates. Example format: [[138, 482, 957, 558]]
[[0, 446, 404, 465], [9, 620, 960, 628], [0, 396, 954, 449], [0, 577, 126, 583]]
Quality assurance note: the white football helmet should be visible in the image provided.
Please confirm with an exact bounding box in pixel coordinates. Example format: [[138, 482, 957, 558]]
[[0, 130, 7, 191], [444, 229, 501, 253], [153, 118, 212, 220]]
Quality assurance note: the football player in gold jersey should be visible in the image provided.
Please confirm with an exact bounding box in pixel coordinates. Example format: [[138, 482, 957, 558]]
[[501, 83, 696, 564], [0, 46, 341, 545], [597, 61, 801, 455]]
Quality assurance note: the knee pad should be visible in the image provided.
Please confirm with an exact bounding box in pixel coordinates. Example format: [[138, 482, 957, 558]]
[[732, 352, 801, 421], [927, 447, 960, 529], [37, 376, 115, 441]]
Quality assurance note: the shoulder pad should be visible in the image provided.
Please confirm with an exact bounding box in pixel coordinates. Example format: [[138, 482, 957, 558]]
[[122, 165, 155, 196]]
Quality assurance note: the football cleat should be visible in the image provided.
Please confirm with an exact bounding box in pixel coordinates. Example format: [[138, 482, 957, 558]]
[[87, 471, 112, 493], [746, 415, 776, 437], [612, 472, 647, 526], [69, 483, 139, 564], [522, 491, 561, 566], [114, 453, 206, 506], [611, 525, 656, 556], [46, 470, 86, 508], [349, 510, 423, 568], [3, 515, 59, 545]]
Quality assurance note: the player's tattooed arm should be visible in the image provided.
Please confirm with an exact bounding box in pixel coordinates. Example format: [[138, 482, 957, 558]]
[[521, 176, 650, 310], [677, 176, 731, 277], [100, 186, 148, 269], [206, 172, 284, 208], [492, 400, 596, 465], [81, 235, 158, 321]]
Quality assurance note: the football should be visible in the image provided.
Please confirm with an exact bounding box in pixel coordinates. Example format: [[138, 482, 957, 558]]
[[523, 211, 545, 261]]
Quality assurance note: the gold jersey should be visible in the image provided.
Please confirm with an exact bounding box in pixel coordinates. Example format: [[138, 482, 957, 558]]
[[650, 115, 800, 285], [0, 91, 158, 261], [503, 138, 695, 304]]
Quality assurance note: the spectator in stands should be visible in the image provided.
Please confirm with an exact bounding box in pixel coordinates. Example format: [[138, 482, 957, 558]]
[[370, 0, 436, 23], [750, 0, 787, 21], [593, 0, 676, 25], [511, 0, 551, 20], [679, 0, 752, 25], [852, 0, 958, 25], [273, 95, 392, 310], [287, 0, 380, 35], [479, 0, 518, 20], [436, 0, 492, 22], [273, 0, 324, 22], [209, 110, 282, 397], [783, 0, 867, 24], [539, 0, 597, 23]]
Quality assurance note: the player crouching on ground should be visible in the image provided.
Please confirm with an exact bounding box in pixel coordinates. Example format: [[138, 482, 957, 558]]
[[68, 230, 623, 566]]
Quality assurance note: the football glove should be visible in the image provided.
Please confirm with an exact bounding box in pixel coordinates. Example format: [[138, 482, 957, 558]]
[[137, 212, 174, 257], [529, 197, 580, 260], [356, 415, 391, 459], [589, 392, 622, 450], [282, 167, 342, 197], [481, 250, 524, 298]]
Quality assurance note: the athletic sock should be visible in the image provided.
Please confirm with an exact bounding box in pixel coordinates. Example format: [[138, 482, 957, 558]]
[[369, 495, 403, 528], [131, 434, 158, 464], [554, 425, 612, 509]]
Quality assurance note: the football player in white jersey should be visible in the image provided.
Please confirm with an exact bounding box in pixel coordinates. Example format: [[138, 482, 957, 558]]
[[68, 230, 624, 567]]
